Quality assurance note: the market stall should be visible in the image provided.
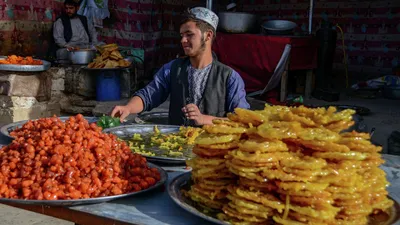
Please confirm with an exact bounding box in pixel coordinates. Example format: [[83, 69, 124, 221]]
[[0, 2, 399, 224], [0, 106, 399, 225]]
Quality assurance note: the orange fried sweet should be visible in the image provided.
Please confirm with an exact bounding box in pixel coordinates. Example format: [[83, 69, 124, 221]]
[[0, 55, 43, 65]]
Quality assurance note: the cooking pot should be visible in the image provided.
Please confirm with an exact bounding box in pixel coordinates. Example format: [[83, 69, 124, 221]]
[[218, 12, 258, 33], [68, 49, 96, 65]]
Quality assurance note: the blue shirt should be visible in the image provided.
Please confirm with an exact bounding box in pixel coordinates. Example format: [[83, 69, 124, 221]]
[[134, 59, 250, 113]]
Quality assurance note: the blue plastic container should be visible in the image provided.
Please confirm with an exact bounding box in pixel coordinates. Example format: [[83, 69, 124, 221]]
[[96, 70, 121, 101]]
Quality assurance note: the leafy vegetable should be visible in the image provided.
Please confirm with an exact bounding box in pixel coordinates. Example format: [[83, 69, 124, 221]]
[[97, 115, 121, 129]]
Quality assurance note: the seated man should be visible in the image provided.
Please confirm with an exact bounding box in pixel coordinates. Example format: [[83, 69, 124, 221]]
[[53, 0, 98, 62], [112, 7, 250, 126]]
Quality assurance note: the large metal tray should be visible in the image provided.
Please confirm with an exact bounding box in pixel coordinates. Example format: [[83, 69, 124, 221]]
[[103, 125, 193, 164], [136, 112, 169, 125], [0, 116, 98, 138], [168, 172, 228, 225], [169, 172, 400, 225], [0, 56, 51, 72], [82, 66, 131, 71], [0, 160, 167, 206]]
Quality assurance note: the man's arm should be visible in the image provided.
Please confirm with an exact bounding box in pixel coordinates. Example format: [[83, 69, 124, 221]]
[[53, 19, 67, 48], [226, 70, 250, 112], [112, 61, 174, 121], [87, 19, 98, 45], [130, 61, 174, 113]]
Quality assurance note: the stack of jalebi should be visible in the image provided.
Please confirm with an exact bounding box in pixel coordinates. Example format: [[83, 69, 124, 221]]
[[185, 120, 247, 210], [189, 105, 393, 225]]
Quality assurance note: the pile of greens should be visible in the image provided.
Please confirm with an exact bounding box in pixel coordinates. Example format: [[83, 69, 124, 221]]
[[96, 115, 121, 129]]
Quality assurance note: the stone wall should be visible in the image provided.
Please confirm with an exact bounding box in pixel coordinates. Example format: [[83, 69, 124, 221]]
[[0, 68, 64, 124], [0, 64, 141, 124]]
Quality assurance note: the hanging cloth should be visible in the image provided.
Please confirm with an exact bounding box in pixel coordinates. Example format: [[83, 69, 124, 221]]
[[78, 0, 110, 28]]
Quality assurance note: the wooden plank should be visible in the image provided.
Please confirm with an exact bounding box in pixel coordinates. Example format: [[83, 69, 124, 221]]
[[280, 57, 290, 102], [3, 203, 133, 225]]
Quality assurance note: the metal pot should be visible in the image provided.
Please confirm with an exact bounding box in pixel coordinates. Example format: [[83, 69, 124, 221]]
[[218, 12, 258, 33], [68, 49, 96, 65], [261, 20, 297, 35]]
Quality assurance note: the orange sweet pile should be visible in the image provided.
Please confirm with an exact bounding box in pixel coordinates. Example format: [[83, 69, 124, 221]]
[[0, 55, 43, 65]]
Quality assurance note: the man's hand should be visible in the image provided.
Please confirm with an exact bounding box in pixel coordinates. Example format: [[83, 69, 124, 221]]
[[182, 104, 218, 126], [182, 104, 204, 125], [65, 45, 77, 51], [111, 96, 145, 123], [111, 105, 131, 122]]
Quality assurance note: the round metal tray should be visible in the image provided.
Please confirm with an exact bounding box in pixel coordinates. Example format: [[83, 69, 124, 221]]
[[0, 116, 98, 138], [169, 172, 400, 225], [136, 112, 169, 125], [0, 161, 167, 206], [168, 172, 228, 225], [103, 125, 192, 164], [0, 57, 51, 72]]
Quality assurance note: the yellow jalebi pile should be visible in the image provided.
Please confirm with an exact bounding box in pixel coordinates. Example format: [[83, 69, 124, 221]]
[[184, 120, 247, 210], [186, 105, 393, 225]]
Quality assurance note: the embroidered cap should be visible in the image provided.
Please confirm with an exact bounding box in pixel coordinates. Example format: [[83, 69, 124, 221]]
[[189, 7, 219, 31]]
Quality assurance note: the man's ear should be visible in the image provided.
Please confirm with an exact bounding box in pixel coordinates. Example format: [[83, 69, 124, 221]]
[[205, 30, 213, 42]]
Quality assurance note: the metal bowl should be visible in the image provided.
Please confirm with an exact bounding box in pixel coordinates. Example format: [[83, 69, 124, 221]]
[[218, 12, 258, 33], [261, 20, 297, 35], [68, 49, 96, 65]]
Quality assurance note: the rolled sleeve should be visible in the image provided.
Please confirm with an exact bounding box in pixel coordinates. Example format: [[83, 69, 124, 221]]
[[88, 20, 98, 45], [226, 70, 250, 112], [133, 60, 175, 112]]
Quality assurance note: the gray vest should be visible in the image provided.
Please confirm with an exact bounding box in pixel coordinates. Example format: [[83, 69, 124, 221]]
[[168, 58, 233, 125]]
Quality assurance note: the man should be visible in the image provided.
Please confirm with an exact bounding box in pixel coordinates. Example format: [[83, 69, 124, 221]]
[[112, 7, 250, 126], [52, 0, 98, 61]]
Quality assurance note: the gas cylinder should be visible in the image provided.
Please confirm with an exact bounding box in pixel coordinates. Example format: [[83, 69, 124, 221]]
[[315, 22, 337, 89]]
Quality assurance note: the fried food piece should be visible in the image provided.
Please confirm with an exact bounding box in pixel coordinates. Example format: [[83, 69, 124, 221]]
[[195, 133, 240, 145], [104, 59, 119, 68], [110, 50, 123, 60], [238, 138, 288, 153], [118, 59, 131, 67], [0, 55, 43, 65], [203, 124, 247, 134]]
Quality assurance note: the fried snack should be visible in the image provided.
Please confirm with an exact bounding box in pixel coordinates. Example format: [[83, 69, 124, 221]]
[[191, 105, 393, 225], [184, 123, 241, 210], [0, 55, 43, 65], [88, 44, 131, 69], [1, 114, 161, 200]]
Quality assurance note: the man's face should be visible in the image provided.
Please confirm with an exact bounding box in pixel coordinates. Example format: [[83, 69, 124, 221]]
[[180, 21, 211, 57], [65, 4, 78, 17]]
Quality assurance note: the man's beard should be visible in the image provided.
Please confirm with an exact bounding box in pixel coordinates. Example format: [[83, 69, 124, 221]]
[[68, 13, 78, 18], [185, 35, 207, 56]]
